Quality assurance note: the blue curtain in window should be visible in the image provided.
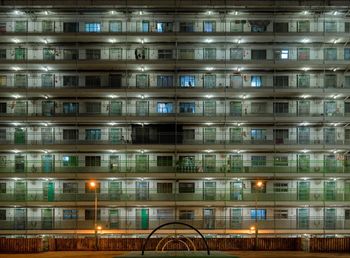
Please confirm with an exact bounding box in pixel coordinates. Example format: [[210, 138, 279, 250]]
[[251, 76, 262, 87]]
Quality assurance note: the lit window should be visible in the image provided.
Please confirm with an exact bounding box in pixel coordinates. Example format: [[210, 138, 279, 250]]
[[281, 49, 289, 59], [251, 209, 266, 220], [157, 102, 173, 113], [85, 22, 101, 32], [251, 76, 262, 87], [180, 75, 196, 87]]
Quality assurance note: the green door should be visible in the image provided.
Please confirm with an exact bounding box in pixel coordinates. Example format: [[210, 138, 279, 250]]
[[136, 100, 149, 116], [203, 100, 216, 116], [15, 48, 26, 60], [203, 155, 216, 172], [109, 181, 122, 201], [324, 208, 336, 229], [41, 128, 54, 144], [230, 154, 243, 172], [324, 181, 336, 201], [43, 181, 55, 202], [324, 155, 336, 173], [109, 128, 122, 144], [14, 128, 26, 144], [15, 181, 26, 201], [136, 181, 149, 200], [297, 154, 310, 173], [297, 208, 309, 229], [230, 101, 242, 116], [324, 128, 336, 144], [136, 154, 149, 172], [230, 128, 242, 143], [136, 208, 149, 229], [15, 155, 25, 173], [203, 208, 215, 229], [203, 128, 216, 144], [136, 74, 149, 88], [203, 181, 216, 200], [41, 154, 54, 173], [41, 208, 53, 229], [345, 181, 350, 201], [298, 127, 310, 144], [42, 100, 55, 116], [230, 181, 243, 200], [14, 208, 26, 230], [297, 181, 310, 201], [109, 155, 120, 172], [109, 209, 120, 229], [230, 208, 242, 229], [110, 101, 122, 115], [203, 74, 216, 88]]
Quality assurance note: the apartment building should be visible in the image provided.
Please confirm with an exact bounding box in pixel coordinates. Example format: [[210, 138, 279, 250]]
[[0, 0, 350, 238]]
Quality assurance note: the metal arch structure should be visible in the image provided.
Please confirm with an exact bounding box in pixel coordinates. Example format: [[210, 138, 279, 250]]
[[155, 234, 197, 251], [161, 239, 190, 251], [141, 221, 210, 255]]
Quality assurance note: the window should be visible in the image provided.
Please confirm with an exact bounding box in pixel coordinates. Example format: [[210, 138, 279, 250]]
[[203, 48, 216, 59], [15, 48, 26, 60], [275, 49, 289, 60], [158, 49, 173, 59], [274, 209, 288, 219], [251, 156, 266, 167], [297, 20, 310, 32], [251, 129, 266, 140], [0, 23, 6, 32], [109, 48, 122, 59], [85, 76, 101, 87], [85, 22, 101, 32], [251, 102, 267, 113], [157, 75, 173, 87], [324, 48, 337, 60], [86, 102, 101, 113], [15, 21, 27, 32], [109, 21, 122, 32], [63, 209, 78, 219], [249, 20, 269, 32], [324, 74, 337, 88], [251, 181, 266, 193], [157, 156, 173, 166], [63, 102, 79, 114], [63, 49, 78, 60], [136, 74, 149, 88], [325, 21, 337, 32], [230, 48, 243, 60], [251, 76, 262, 87], [14, 74, 27, 87], [180, 75, 195, 87], [179, 210, 194, 219], [85, 182, 101, 193], [157, 183, 173, 193], [345, 102, 350, 113], [0, 75, 6, 87], [85, 129, 101, 140], [135, 48, 148, 59], [251, 209, 266, 220], [274, 76, 289, 88], [251, 49, 266, 60], [0, 182, 6, 193], [85, 156, 101, 166], [274, 22, 288, 32], [43, 48, 55, 60], [0, 210, 5, 220], [298, 48, 310, 60], [230, 20, 245, 32], [274, 156, 288, 166], [274, 102, 289, 114], [273, 183, 289, 192], [63, 129, 78, 141], [63, 75, 78, 87], [179, 182, 195, 193], [62, 156, 78, 167], [63, 182, 78, 193], [85, 209, 101, 220], [156, 22, 173, 32], [157, 209, 173, 220], [0, 129, 6, 142], [345, 76, 350, 88], [179, 102, 195, 113], [141, 20, 149, 32], [0, 49, 6, 59], [297, 74, 310, 88], [157, 102, 173, 113], [86, 49, 101, 59], [203, 74, 216, 88], [178, 49, 194, 59], [345, 48, 350, 60], [63, 22, 79, 32], [346, 22, 350, 33], [0, 103, 6, 113], [42, 20, 54, 32], [203, 21, 216, 32], [179, 22, 194, 32], [345, 210, 350, 220]]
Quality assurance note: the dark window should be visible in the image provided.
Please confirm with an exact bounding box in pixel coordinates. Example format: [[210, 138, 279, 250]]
[[158, 49, 173, 59], [0, 103, 6, 113], [179, 210, 194, 219], [0, 182, 6, 193], [63, 49, 78, 60], [85, 156, 101, 166], [179, 182, 195, 193], [0, 23, 6, 32], [274, 102, 289, 113], [345, 210, 350, 220], [157, 183, 173, 193], [63, 102, 79, 114], [274, 76, 289, 88], [180, 22, 194, 32], [85, 209, 101, 220], [62, 182, 78, 193], [274, 22, 288, 32], [157, 75, 173, 87], [63, 75, 78, 87], [85, 76, 101, 87], [251, 49, 266, 60], [86, 49, 101, 59], [157, 156, 173, 166], [0, 49, 6, 59], [63, 22, 79, 32], [63, 129, 78, 140], [85, 102, 101, 113], [0, 210, 6, 220], [251, 156, 266, 167]]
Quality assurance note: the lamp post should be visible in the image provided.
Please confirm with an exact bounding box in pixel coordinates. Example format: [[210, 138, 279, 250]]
[[254, 180, 263, 250], [90, 181, 98, 250]]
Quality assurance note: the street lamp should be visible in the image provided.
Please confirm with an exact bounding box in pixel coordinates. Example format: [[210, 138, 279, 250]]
[[89, 181, 98, 250], [254, 180, 263, 250]]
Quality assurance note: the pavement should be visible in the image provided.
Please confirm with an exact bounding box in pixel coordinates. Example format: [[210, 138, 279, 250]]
[[0, 251, 350, 258]]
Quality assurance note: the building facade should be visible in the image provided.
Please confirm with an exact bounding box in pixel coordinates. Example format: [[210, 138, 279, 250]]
[[0, 0, 350, 238]]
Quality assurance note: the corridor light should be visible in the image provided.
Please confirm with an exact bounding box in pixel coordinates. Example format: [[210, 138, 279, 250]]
[[12, 67, 20, 71], [13, 94, 20, 99], [205, 39, 212, 43], [141, 39, 144, 44], [44, 10, 49, 15], [90, 181, 96, 188], [12, 150, 19, 154], [205, 95, 212, 98], [109, 39, 116, 43], [109, 122, 116, 126], [301, 149, 309, 153], [333, 11, 338, 15], [13, 39, 20, 44], [110, 10, 116, 15], [206, 67, 213, 71], [43, 39, 48, 44], [302, 10, 309, 15], [302, 67, 310, 71], [109, 94, 117, 98], [139, 10, 143, 15], [207, 11, 213, 15], [140, 94, 145, 99], [237, 39, 241, 44]]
